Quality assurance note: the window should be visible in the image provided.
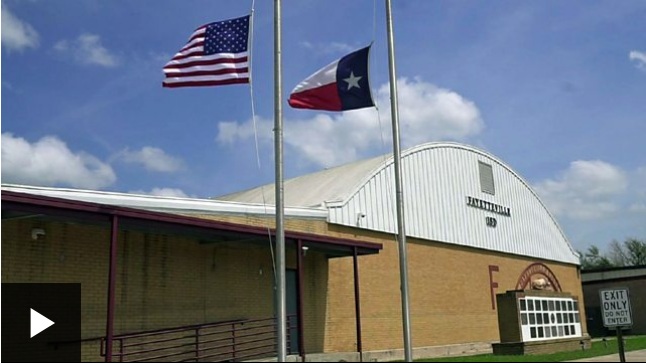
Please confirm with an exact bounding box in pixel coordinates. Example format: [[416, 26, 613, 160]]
[[478, 161, 495, 195], [519, 297, 582, 342]]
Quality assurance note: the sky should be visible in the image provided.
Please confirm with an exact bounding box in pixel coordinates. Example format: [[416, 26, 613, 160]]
[[2, 0, 645, 255]]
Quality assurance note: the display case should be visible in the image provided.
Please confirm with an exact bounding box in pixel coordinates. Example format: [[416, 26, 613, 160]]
[[493, 290, 591, 355]]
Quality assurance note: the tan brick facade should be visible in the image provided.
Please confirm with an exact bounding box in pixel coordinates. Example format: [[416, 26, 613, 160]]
[[2, 211, 586, 359], [191, 214, 588, 353], [322, 234, 587, 352], [2, 217, 329, 361]]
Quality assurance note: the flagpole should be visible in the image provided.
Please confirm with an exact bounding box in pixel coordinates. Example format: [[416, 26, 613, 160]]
[[273, 0, 287, 361], [385, 0, 413, 361]]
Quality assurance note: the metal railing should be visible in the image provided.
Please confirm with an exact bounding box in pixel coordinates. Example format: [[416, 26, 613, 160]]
[[100, 315, 297, 362]]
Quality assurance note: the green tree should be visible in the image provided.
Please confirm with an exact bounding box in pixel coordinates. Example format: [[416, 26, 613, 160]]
[[608, 238, 646, 267], [579, 245, 614, 270]]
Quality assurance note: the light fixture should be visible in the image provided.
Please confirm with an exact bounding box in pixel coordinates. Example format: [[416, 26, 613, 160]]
[[356, 212, 366, 226], [302, 246, 309, 256], [31, 228, 46, 241]]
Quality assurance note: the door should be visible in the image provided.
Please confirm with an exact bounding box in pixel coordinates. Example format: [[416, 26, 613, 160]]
[[286, 269, 300, 354]]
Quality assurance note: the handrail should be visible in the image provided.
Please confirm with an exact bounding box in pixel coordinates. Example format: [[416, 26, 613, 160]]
[[112, 318, 247, 339], [97, 314, 298, 362]]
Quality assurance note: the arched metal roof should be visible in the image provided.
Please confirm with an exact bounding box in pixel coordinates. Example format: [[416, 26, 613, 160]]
[[218, 142, 580, 264], [216, 153, 389, 208]]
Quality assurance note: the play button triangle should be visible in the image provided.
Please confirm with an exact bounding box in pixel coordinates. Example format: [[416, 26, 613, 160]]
[[30, 308, 55, 338]]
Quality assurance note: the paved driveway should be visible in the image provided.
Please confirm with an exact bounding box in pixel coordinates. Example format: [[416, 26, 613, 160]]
[[566, 349, 646, 362]]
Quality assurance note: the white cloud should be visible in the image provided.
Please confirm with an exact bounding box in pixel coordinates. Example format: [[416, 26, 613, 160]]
[[54, 33, 119, 67], [534, 162, 646, 252], [386, 77, 484, 146], [629, 50, 646, 71], [117, 146, 183, 173], [217, 118, 271, 145], [217, 77, 483, 167], [635, 166, 646, 189], [1, 133, 116, 189], [533, 160, 629, 220], [1, 4, 39, 52], [632, 166, 646, 209], [129, 188, 190, 198]]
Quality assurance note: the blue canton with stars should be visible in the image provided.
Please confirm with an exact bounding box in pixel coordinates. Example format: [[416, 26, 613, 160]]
[[204, 15, 250, 55]]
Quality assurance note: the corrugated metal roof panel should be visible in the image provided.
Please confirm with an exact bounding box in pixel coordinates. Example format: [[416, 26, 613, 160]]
[[325, 142, 580, 265], [216, 153, 389, 207], [219, 142, 579, 264]]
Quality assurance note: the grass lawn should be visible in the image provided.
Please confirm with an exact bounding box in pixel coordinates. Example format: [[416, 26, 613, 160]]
[[414, 336, 646, 362]]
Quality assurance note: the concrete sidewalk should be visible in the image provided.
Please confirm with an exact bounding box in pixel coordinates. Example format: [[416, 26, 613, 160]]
[[566, 349, 646, 362]]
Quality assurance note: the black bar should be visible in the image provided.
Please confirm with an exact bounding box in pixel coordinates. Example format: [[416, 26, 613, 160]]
[[297, 240, 306, 361], [353, 247, 363, 362], [105, 215, 119, 362], [617, 327, 626, 363]]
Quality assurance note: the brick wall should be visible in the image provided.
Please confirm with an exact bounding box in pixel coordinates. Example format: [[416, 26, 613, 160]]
[[323, 233, 586, 352], [190, 214, 586, 354], [1, 217, 330, 361], [493, 337, 591, 355], [3, 212, 585, 358]]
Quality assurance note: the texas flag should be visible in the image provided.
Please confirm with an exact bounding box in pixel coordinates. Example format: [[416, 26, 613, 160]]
[[288, 46, 375, 111]]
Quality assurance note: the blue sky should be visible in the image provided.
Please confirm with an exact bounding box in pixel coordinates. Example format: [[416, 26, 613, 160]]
[[2, 0, 645, 254]]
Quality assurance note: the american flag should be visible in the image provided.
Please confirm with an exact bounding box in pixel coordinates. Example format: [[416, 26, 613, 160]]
[[163, 15, 250, 88]]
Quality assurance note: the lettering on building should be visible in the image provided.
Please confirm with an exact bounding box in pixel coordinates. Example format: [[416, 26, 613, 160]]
[[466, 196, 511, 217]]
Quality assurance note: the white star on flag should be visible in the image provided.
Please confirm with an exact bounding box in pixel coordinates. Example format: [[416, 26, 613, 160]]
[[343, 72, 362, 90]]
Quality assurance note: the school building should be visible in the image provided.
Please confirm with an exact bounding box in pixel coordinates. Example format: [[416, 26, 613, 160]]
[[1, 142, 588, 361]]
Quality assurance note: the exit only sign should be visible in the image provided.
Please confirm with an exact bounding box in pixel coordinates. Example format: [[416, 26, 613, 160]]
[[600, 288, 633, 328]]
